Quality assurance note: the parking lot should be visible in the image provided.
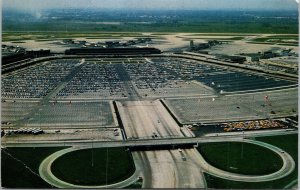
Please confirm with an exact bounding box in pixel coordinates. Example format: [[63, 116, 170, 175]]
[[194, 72, 295, 93], [1, 100, 114, 128], [1, 57, 297, 131], [164, 88, 298, 124], [25, 101, 114, 127], [123, 58, 214, 98], [2, 57, 295, 100], [151, 57, 296, 93], [55, 61, 127, 99], [2, 59, 79, 99], [1, 101, 39, 125]]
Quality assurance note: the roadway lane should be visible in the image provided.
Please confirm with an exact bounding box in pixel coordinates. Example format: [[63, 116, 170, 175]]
[[117, 100, 183, 139], [115, 63, 141, 101], [133, 149, 206, 188]]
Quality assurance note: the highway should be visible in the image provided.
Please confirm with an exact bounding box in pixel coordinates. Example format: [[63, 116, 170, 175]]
[[132, 149, 207, 188], [117, 100, 183, 139]]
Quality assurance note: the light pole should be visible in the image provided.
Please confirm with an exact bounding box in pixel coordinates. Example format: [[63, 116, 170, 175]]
[[39, 109, 41, 128], [91, 141, 94, 167], [241, 131, 244, 160], [106, 147, 109, 185], [227, 142, 229, 170]]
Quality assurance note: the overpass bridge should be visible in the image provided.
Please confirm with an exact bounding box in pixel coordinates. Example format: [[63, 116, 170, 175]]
[[1, 136, 241, 148], [2, 130, 297, 148]]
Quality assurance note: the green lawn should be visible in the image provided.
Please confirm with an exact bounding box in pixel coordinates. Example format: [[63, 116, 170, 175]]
[[204, 134, 298, 189], [197, 141, 283, 175], [1, 147, 66, 188], [51, 147, 135, 186]]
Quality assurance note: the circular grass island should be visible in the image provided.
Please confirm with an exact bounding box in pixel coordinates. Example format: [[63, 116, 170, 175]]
[[51, 147, 135, 186], [197, 142, 283, 175]]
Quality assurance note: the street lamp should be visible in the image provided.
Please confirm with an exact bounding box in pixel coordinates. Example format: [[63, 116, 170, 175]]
[[241, 130, 244, 159], [91, 140, 94, 167]]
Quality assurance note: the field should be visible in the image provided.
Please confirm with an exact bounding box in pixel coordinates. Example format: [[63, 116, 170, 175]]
[[2, 32, 148, 42], [1, 147, 65, 188], [51, 147, 135, 186], [1, 147, 136, 188], [204, 134, 298, 189], [3, 10, 298, 36], [3, 18, 298, 34]]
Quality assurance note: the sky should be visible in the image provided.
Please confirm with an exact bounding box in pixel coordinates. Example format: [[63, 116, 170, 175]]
[[2, 0, 299, 11]]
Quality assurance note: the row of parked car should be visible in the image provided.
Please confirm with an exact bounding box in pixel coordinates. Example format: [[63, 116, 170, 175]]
[[4, 128, 44, 136]]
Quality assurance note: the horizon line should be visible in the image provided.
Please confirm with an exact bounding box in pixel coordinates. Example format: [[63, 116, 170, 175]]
[[3, 7, 298, 11]]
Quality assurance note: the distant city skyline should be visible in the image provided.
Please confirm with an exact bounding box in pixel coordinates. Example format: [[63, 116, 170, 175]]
[[3, 0, 299, 11]]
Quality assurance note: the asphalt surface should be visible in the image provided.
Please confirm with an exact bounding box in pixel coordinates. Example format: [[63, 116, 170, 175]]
[[133, 149, 206, 188], [164, 88, 298, 124], [117, 100, 183, 139]]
